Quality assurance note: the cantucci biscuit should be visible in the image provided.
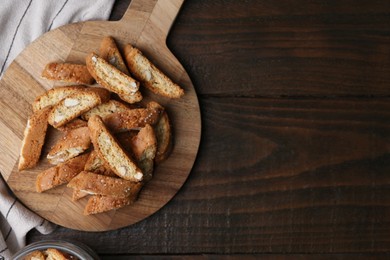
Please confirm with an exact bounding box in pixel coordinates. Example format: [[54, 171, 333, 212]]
[[36, 153, 89, 192], [45, 248, 72, 260], [84, 192, 141, 215], [18, 106, 52, 171], [88, 115, 143, 182], [47, 126, 91, 165], [124, 44, 184, 98], [103, 101, 164, 132], [86, 52, 142, 104], [81, 99, 130, 121], [67, 171, 142, 198], [48, 87, 110, 128], [41, 62, 95, 84], [100, 36, 130, 74], [32, 85, 86, 112], [154, 111, 173, 164]]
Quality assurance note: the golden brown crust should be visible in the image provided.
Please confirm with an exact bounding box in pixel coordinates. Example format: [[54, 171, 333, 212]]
[[48, 87, 110, 128], [88, 115, 143, 182], [18, 106, 52, 171], [86, 52, 142, 104], [56, 118, 88, 132], [83, 194, 134, 215], [32, 85, 86, 112], [41, 62, 95, 85], [36, 153, 89, 193], [99, 36, 130, 74], [103, 101, 164, 132], [67, 171, 142, 198], [154, 111, 173, 164], [47, 127, 91, 165], [124, 44, 184, 98]]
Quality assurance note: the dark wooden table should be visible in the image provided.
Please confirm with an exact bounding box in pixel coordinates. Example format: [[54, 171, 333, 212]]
[[27, 0, 390, 258]]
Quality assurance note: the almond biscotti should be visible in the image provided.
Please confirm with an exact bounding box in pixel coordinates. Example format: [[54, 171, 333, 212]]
[[86, 52, 142, 104], [36, 153, 89, 192], [32, 85, 86, 112], [88, 115, 143, 182], [84, 192, 140, 215], [67, 171, 142, 198], [81, 99, 130, 121], [48, 87, 110, 128], [124, 44, 184, 98], [103, 101, 164, 132], [47, 126, 91, 165], [100, 36, 130, 75], [154, 111, 173, 164], [18, 106, 52, 171], [41, 62, 95, 85]]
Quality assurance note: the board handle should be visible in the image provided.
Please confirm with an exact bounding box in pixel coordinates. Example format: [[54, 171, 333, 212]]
[[121, 0, 185, 42]]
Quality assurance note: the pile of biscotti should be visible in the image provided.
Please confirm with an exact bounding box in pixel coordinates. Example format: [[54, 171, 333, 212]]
[[18, 36, 184, 215]]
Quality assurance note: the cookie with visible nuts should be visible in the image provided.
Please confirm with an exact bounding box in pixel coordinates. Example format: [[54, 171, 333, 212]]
[[48, 87, 110, 128], [47, 126, 91, 165], [88, 115, 143, 182], [86, 52, 142, 104], [32, 85, 86, 112], [99, 36, 130, 75], [84, 192, 141, 215], [124, 44, 184, 98]]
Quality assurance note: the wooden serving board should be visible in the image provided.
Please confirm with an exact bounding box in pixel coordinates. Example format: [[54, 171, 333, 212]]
[[0, 0, 201, 231]]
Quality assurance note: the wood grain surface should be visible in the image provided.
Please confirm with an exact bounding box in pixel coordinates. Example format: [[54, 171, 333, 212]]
[[26, 0, 390, 257], [0, 0, 201, 232]]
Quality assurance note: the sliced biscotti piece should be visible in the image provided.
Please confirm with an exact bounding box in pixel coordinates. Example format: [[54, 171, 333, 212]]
[[130, 124, 157, 182], [68, 171, 142, 198], [100, 36, 130, 74], [32, 85, 86, 112], [86, 52, 142, 104], [84, 191, 141, 215], [154, 111, 173, 164], [45, 248, 73, 260], [36, 153, 89, 192], [104, 101, 164, 132], [18, 106, 52, 171], [48, 87, 110, 128], [47, 126, 91, 164], [89, 115, 143, 182], [81, 99, 129, 121], [124, 44, 184, 98], [23, 250, 46, 260], [41, 62, 94, 84]]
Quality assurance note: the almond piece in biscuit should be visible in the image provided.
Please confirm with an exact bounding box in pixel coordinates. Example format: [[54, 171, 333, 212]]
[[124, 44, 184, 98], [36, 153, 89, 192], [41, 62, 95, 84], [81, 99, 130, 121], [86, 52, 142, 104], [18, 106, 52, 171], [154, 111, 173, 164], [88, 115, 143, 182], [100, 36, 130, 75], [67, 171, 142, 198], [48, 87, 110, 128], [32, 85, 86, 112], [47, 126, 91, 165], [104, 101, 164, 132]]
